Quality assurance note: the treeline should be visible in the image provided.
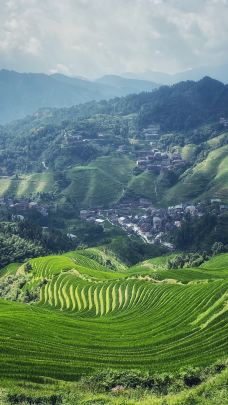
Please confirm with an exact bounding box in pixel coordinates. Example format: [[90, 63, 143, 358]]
[[170, 212, 228, 252], [107, 236, 167, 265], [167, 242, 227, 269], [82, 360, 227, 395], [0, 221, 77, 268]]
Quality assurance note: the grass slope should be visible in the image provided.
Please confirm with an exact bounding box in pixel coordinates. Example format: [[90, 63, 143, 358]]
[[130, 253, 228, 282], [0, 172, 54, 197], [126, 170, 159, 203], [64, 155, 134, 208], [165, 145, 228, 204]]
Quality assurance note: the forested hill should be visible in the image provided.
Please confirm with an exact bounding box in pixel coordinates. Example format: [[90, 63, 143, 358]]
[[0, 69, 158, 124], [0, 76, 227, 207], [3, 75, 228, 132]]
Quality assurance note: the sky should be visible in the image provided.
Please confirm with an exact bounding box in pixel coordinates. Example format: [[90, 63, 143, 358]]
[[0, 0, 228, 78]]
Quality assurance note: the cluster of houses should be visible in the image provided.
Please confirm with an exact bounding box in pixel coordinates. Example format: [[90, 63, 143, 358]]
[[80, 199, 228, 249], [133, 149, 184, 175], [62, 124, 185, 178], [62, 129, 115, 146], [142, 124, 160, 143], [132, 124, 184, 174], [63, 130, 93, 145], [0, 198, 48, 221]]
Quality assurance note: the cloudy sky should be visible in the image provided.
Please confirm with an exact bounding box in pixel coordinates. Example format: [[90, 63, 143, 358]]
[[0, 0, 228, 78]]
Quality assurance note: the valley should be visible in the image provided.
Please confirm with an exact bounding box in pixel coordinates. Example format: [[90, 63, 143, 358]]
[[0, 76, 228, 404]]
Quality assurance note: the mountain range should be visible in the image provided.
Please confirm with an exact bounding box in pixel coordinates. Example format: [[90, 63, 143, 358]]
[[0, 70, 158, 124], [123, 64, 228, 85]]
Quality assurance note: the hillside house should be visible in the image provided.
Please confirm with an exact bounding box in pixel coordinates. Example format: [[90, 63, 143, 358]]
[[67, 233, 77, 239], [153, 216, 162, 231], [211, 199, 222, 204], [12, 214, 24, 221], [10, 201, 29, 211], [185, 205, 197, 215], [80, 210, 90, 219]]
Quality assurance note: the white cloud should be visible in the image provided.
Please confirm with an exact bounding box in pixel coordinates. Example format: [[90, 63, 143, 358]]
[[0, 0, 227, 76], [49, 63, 72, 75]]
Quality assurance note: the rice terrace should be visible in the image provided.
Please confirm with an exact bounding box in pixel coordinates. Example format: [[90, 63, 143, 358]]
[[0, 251, 228, 404]]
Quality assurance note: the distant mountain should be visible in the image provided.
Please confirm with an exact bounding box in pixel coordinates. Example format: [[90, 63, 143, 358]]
[[0, 70, 158, 124], [95, 74, 158, 93], [123, 64, 228, 85]]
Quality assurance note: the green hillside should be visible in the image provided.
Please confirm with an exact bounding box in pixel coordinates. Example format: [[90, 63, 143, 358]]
[[164, 145, 228, 204], [130, 254, 228, 282], [0, 77, 228, 210], [200, 253, 228, 270], [64, 155, 134, 208], [0, 172, 54, 198], [127, 170, 159, 203], [0, 155, 134, 207], [0, 143, 227, 207]]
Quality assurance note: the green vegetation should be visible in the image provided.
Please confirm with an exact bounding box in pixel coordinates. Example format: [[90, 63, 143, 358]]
[[0, 172, 55, 198], [0, 77, 228, 208], [0, 252, 227, 384], [64, 155, 134, 208], [0, 221, 77, 268], [130, 253, 228, 283], [0, 76, 228, 404], [165, 145, 228, 204], [170, 211, 228, 251], [0, 365, 227, 404]]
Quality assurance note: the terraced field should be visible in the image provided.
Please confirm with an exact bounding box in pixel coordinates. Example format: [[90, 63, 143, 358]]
[[0, 172, 54, 197], [164, 144, 228, 204], [0, 253, 227, 384], [64, 155, 134, 208]]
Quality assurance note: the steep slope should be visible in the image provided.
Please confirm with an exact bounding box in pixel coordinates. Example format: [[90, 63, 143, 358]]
[[164, 144, 228, 204], [64, 155, 134, 208]]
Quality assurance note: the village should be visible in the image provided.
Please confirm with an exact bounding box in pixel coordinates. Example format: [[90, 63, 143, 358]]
[[63, 122, 186, 175], [131, 124, 185, 175], [0, 197, 49, 221], [80, 198, 228, 249], [0, 119, 227, 247]]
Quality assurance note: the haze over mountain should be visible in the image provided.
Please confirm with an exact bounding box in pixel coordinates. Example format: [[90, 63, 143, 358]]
[[123, 64, 228, 85], [0, 69, 158, 124]]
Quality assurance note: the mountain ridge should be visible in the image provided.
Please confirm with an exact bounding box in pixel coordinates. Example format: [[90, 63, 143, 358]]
[[0, 69, 158, 124]]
